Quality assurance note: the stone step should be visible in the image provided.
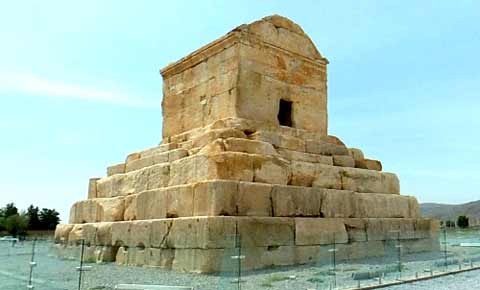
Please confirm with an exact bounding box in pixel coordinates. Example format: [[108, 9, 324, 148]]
[[55, 217, 439, 272], [92, 152, 400, 199], [58, 217, 439, 249], [71, 181, 419, 224], [125, 148, 188, 173]]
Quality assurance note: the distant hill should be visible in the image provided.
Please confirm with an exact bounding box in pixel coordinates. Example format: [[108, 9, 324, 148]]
[[421, 200, 480, 225]]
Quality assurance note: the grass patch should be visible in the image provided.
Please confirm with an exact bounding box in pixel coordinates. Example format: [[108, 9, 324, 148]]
[[307, 277, 325, 283], [260, 274, 290, 287]]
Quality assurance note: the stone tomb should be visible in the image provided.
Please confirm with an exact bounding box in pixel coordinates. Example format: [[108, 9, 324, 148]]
[[55, 15, 439, 273]]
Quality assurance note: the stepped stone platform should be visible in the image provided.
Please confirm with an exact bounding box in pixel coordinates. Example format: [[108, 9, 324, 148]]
[[55, 15, 439, 273]]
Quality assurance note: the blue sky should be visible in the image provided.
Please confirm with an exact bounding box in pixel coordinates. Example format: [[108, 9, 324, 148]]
[[0, 1, 479, 222]]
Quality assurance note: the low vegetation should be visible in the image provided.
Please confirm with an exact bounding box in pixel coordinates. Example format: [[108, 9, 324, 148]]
[[0, 203, 60, 237]]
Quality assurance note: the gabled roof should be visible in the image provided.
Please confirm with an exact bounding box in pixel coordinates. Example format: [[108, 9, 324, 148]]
[[161, 15, 327, 77]]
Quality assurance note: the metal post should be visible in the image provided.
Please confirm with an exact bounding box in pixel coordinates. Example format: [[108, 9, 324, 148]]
[[237, 232, 241, 290], [443, 227, 448, 272], [333, 233, 336, 288], [78, 240, 85, 290], [27, 239, 37, 289], [327, 233, 337, 289], [397, 231, 402, 279]]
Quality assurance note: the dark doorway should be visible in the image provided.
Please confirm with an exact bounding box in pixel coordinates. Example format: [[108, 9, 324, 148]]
[[278, 99, 293, 127]]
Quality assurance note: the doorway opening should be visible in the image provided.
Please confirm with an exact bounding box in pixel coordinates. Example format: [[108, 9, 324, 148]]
[[277, 99, 293, 127]]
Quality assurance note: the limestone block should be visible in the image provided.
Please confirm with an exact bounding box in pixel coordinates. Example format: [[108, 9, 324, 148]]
[[208, 152, 254, 182], [295, 218, 348, 245], [147, 248, 175, 268], [83, 246, 97, 263], [355, 158, 382, 171], [130, 220, 152, 248], [140, 143, 178, 158], [128, 247, 146, 266], [320, 189, 355, 218], [95, 222, 113, 246], [96, 246, 116, 262], [194, 181, 274, 217], [244, 246, 296, 269], [312, 164, 342, 190], [126, 152, 141, 163], [193, 180, 238, 216], [366, 219, 416, 241], [402, 238, 440, 254], [165, 185, 193, 218], [408, 196, 421, 218], [271, 185, 322, 217], [115, 246, 128, 265], [333, 155, 355, 167], [198, 139, 226, 155], [107, 163, 126, 176], [168, 217, 237, 249], [165, 185, 194, 218], [223, 137, 278, 156], [353, 193, 411, 218], [69, 200, 101, 223], [98, 197, 125, 222], [341, 167, 400, 194], [289, 161, 316, 186], [54, 224, 74, 242], [88, 178, 100, 199], [146, 163, 170, 190], [150, 219, 173, 248], [305, 139, 348, 156], [96, 177, 114, 198], [97, 173, 148, 198], [343, 218, 367, 242], [136, 185, 194, 220], [191, 128, 246, 148], [237, 182, 273, 216], [249, 131, 305, 151], [68, 223, 97, 245], [253, 155, 289, 185], [111, 222, 132, 246], [277, 148, 333, 165], [125, 149, 184, 173], [172, 248, 225, 273], [337, 240, 386, 260], [294, 245, 330, 265], [348, 148, 364, 162], [238, 217, 295, 247], [123, 194, 137, 221], [415, 219, 440, 239], [125, 154, 167, 172], [168, 148, 189, 162], [136, 190, 166, 220], [169, 155, 209, 186]]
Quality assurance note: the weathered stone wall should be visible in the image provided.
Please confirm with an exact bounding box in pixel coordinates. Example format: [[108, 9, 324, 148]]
[[161, 43, 239, 138], [236, 31, 327, 134], [161, 15, 328, 139]]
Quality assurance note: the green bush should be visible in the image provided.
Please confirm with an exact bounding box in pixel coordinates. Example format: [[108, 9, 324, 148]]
[[457, 215, 469, 228]]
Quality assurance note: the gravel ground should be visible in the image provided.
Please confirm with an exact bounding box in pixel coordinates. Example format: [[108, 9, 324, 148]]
[[383, 269, 480, 290], [1, 233, 479, 290]]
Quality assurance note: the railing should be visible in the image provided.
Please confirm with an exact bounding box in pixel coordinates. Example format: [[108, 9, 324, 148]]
[[0, 228, 479, 290]]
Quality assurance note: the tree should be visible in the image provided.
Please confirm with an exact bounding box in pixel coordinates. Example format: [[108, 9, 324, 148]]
[[457, 215, 469, 228], [26, 205, 41, 230], [445, 220, 456, 228], [4, 203, 18, 217], [4, 214, 28, 237], [0, 216, 5, 232], [39, 208, 60, 230]]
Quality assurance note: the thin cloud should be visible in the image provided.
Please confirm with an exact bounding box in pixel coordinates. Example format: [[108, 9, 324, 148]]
[[0, 72, 158, 108]]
